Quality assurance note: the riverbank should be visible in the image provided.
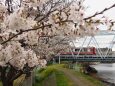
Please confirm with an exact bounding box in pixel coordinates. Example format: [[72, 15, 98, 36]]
[[89, 73, 111, 86], [90, 63, 115, 86], [88, 67, 115, 86], [72, 63, 112, 86], [35, 64, 105, 86], [101, 80, 115, 86]]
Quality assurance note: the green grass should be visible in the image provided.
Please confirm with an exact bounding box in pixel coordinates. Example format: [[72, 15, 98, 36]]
[[34, 65, 58, 86], [0, 82, 2, 86], [34, 64, 105, 86], [80, 73, 104, 86], [36, 73, 56, 86], [35, 67, 55, 82], [34, 64, 72, 86], [14, 74, 26, 86], [55, 70, 73, 86], [72, 69, 104, 86], [54, 64, 105, 86], [0, 64, 105, 86]]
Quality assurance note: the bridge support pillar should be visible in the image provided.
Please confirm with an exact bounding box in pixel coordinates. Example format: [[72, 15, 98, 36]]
[[58, 55, 60, 64], [79, 62, 90, 74], [79, 62, 97, 74]]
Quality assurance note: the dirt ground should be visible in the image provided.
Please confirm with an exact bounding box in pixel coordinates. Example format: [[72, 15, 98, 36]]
[[60, 68, 98, 86]]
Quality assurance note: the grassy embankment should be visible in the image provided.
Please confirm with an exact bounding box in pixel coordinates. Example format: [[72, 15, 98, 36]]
[[34, 64, 73, 86], [0, 64, 105, 86], [34, 64, 105, 86]]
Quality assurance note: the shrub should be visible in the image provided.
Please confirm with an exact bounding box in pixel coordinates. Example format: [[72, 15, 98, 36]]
[[35, 66, 56, 82]]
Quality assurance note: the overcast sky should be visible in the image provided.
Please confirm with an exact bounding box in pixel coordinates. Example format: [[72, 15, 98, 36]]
[[84, 0, 115, 19], [76, 0, 115, 50]]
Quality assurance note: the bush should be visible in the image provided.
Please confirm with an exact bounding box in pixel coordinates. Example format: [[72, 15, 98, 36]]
[[35, 66, 56, 82], [35, 64, 67, 84], [38, 68, 45, 73]]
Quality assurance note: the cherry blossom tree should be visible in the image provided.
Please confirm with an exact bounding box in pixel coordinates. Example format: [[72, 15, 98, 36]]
[[34, 36, 70, 60], [0, 0, 115, 86]]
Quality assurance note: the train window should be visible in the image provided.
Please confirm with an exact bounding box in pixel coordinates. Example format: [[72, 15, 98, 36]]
[[84, 48, 87, 51], [75, 49, 80, 51], [81, 49, 84, 52], [87, 48, 90, 52]]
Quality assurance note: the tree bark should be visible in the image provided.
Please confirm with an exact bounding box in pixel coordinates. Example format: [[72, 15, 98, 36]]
[[0, 66, 24, 86], [2, 81, 13, 86]]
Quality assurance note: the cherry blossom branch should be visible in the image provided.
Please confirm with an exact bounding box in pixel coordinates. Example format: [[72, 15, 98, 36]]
[[35, 0, 72, 22], [49, 37, 69, 47], [1, 18, 73, 45], [1, 24, 52, 44], [84, 3, 115, 20]]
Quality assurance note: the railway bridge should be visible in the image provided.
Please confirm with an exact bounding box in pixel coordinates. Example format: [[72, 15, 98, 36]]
[[54, 55, 115, 63], [54, 30, 115, 63]]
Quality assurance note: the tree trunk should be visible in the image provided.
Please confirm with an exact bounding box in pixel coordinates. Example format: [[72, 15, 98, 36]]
[[22, 76, 32, 86], [0, 66, 23, 86], [2, 81, 13, 86]]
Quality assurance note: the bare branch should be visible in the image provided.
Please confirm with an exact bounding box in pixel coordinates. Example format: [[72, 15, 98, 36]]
[[84, 3, 115, 20], [5, 0, 13, 13]]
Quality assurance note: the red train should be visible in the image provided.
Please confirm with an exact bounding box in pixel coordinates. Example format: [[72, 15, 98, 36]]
[[60, 47, 96, 55]]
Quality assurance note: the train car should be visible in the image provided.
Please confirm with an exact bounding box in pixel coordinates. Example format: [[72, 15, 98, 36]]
[[60, 47, 96, 55]]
